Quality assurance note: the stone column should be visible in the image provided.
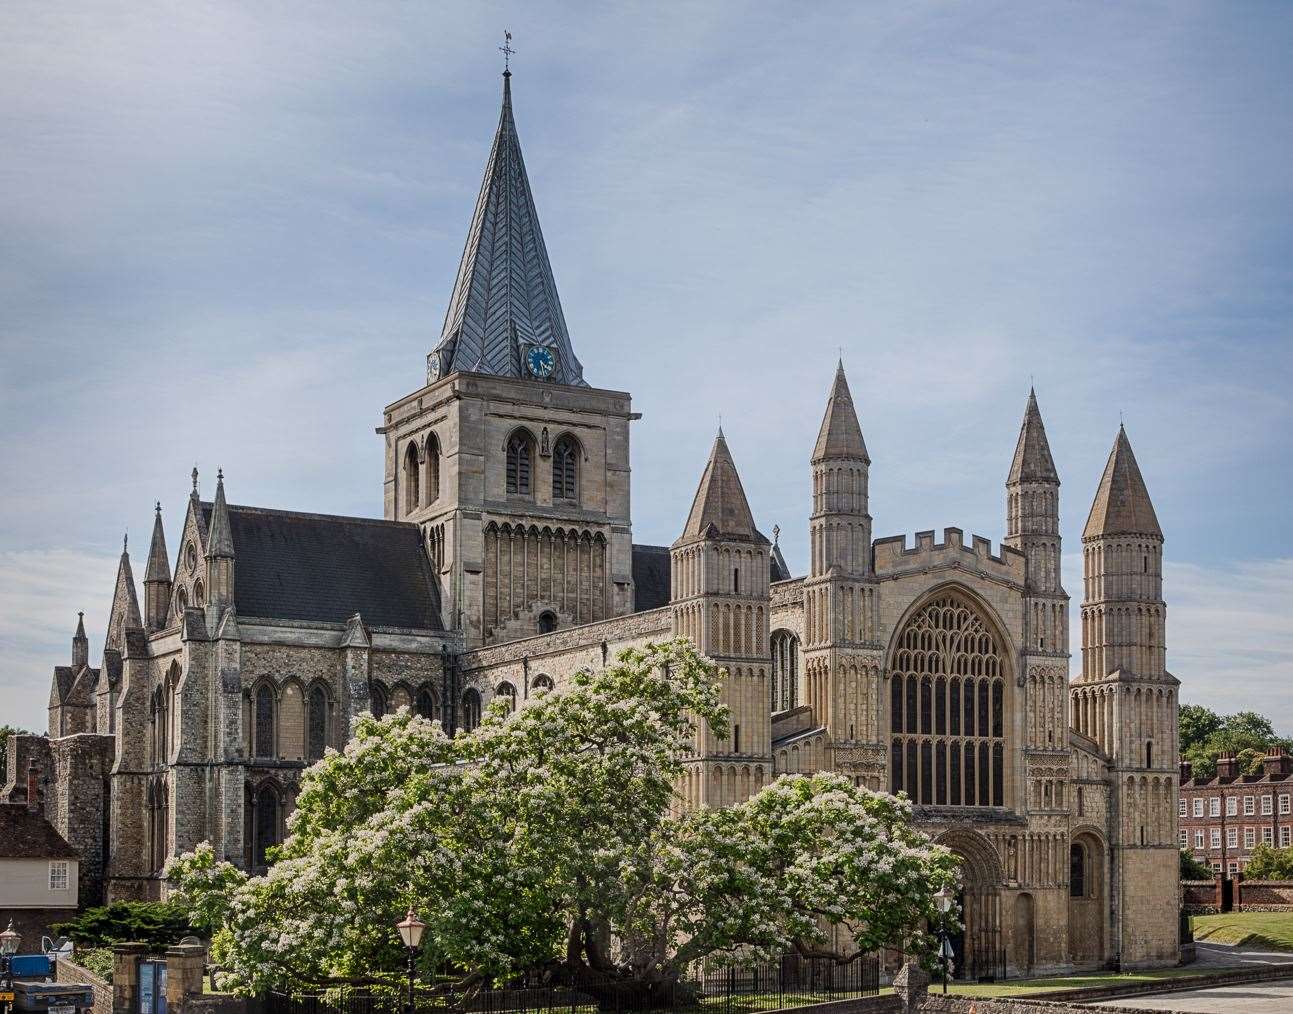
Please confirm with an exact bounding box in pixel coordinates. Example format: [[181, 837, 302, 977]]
[[893, 961, 929, 1014], [164, 942, 207, 1012], [111, 943, 147, 1014]]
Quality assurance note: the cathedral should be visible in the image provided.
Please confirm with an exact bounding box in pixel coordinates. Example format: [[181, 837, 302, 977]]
[[5, 69, 1180, 977]]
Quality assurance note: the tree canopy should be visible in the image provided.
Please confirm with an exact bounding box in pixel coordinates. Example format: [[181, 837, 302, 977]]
[[168, 639, 959, 996], [1179, 705, 1291, 779], [1244, 844, 1293, 881]]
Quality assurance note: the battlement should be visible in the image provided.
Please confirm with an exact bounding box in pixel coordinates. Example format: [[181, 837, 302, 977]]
[[873, 527, 1025, 584]]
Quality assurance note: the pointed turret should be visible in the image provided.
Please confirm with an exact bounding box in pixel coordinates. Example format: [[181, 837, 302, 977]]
[[104, 535, 144, 651], [677, 429, 765, 545], [144, 502, 172, 632], [812, 361, 869, 464], [206, 470, 235, 608], [427, 71, 586, 387], [72, 612, 89, 668], [1083, 425, 1162, 539], [1008, 389, 1059, 484]]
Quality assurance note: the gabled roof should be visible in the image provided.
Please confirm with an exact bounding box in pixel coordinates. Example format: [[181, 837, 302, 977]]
[[196, 502, 443, 629], [676, 430, 768, 546], [812, 361, 869, 464], [428, 73, 586, 387], [0, 804, 79, 859], [1008, 388, 1058, 485], [1083, 426, 1162, 539]]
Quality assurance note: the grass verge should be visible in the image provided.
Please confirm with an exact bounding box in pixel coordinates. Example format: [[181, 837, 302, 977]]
[[1191, 912, 1293, 952]]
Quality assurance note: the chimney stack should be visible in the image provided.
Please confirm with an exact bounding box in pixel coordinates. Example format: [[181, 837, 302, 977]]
[[1264, 746, 1291, 779], [1180, 758, 1193, 782], [26, 758, 41, 813], [1216, 753, 1238, 780]]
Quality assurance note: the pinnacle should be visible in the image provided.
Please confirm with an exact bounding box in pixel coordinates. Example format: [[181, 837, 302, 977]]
[[145, 500, 171, 583], [1008, 388, 1059, 485], [812, 362, 869, 464], [206, 469, 235, 559], [677, 430, 765, 545], [1083, 426, 1162, 539]]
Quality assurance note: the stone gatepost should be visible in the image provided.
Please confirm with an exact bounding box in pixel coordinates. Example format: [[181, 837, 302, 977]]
[[111, 943, 148, 1014], [893, 961, 929, 1014], [165, 941, 208, 1013]]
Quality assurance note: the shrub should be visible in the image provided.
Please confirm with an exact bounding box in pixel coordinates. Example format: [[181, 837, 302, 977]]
[[1180, 849, 1214, 880], [52, 902, 195, 952], [75, 947, 114, 983]]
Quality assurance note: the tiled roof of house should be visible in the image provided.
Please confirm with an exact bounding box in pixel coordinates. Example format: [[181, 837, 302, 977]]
[[0, 804, 79, 859]]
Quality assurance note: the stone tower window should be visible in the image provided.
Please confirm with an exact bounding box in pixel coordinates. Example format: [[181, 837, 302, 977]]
[[552, 435, 579, 500], [889, 594, 1008, 807], [307, 685, 328, 760], [254, 684, 275, 758], [426, 432, 441, 504], [506, 431, 534, 495], [537, 610, 557, 634], [415, 686, 438, 722], [403, 441, 421, 514], [770, 630, 800, 713], [495, 681, 517, 714], [461, 689, 482, 732], [369, 683, 387, 720]]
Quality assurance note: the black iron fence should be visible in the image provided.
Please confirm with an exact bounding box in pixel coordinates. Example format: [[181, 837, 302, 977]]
[[267, 954, 880, 1014]]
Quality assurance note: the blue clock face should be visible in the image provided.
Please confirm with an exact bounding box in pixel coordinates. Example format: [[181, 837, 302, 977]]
[[526, 346, 556, 379]]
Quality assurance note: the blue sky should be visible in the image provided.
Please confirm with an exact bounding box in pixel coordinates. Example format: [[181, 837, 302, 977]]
[[2, 2, 1291, 733]]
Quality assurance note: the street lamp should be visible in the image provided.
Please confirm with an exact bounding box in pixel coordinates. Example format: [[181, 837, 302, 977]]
[[1, 921, 21, 1014], [395, 908, 426, 1014], [933, 887, 954, 994]]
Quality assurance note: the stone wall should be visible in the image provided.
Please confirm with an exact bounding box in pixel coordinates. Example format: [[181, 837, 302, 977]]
[[1235, 878, 1293, 911], [56, 955, 113, 1014], [1181, 878, 1220, 914], [0, 907, 77, 951]]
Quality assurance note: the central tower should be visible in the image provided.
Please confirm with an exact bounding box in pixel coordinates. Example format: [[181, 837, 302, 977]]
[[381, 72, 637, 645]]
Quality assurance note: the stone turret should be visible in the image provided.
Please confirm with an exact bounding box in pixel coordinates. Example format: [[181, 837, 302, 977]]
[[72, 611, 89, 669], [144, 503, 172, 632], [670, 429, 772, 809], [205, 470, 234, 610]]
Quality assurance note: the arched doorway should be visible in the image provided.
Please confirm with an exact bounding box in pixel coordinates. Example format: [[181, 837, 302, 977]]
[[937, 830, 1003, 981], [1068, 829, 1106, 966]]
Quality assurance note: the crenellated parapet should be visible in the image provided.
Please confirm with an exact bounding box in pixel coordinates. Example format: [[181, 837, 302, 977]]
[[874, 528, 1025, 586]]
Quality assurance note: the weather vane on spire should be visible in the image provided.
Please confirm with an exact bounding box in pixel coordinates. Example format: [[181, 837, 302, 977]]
[[499, 30, 515, 73]]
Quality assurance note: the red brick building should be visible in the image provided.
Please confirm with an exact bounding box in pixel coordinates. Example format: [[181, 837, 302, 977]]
[[1179, 747, 1293, 873]]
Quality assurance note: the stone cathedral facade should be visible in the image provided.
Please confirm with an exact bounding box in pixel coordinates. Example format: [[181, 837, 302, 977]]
[[6, 71, 1180, 976]]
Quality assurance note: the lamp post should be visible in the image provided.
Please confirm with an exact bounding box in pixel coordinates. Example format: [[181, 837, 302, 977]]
[[1, 920, 21, 1014], [933, 887, 953, 994], [395, 908, 426, 1014]]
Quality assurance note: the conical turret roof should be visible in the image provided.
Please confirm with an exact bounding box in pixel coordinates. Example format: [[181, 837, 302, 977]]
[[677, 429, 767, 545], [1083, 426, 1162, 539], [206, 471, 235, 559], [74, 611, 87, 643], [1008, 388, 1059, 484], [145, 502, 171, 583], [812, 361, 869, 464], [428, 73, 586, 387]]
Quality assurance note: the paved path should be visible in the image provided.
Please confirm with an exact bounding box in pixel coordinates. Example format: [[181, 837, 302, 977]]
[[1091, 977, 1293, 1012], [1193, 940, 1293, 966]]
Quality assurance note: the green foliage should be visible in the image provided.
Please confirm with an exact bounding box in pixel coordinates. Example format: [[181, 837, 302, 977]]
[[1180, 849, 1214, 881], [0, 725, 37, 786], [51, 902, 195, 951], [168, 639, 958, 996], [1244, 844, 1293, 881], [1178, 704, 1291, 780], [75, 947, 114, 983]]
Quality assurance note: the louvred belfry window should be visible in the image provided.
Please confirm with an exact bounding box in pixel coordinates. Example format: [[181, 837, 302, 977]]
[[507, 433, 532, 495], [552, 436, 578, 500], [888, 594, 1009, 808]]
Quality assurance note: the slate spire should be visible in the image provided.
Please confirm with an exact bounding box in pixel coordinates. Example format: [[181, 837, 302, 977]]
[[428, 71, 586, 387], [72, 611, 89, 668], [206, 470, 235, 559], [1008, 388, 1059, 484], [812, 360, 869, 464], [677, 429, 766, 545], [1083, 425, 1162, 539], [145, 502, 171, 583]]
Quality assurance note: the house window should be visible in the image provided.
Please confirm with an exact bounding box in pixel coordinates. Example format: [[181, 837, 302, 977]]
[[1179, 798, 1186, 817], [49, 861, 69, 891], [1263, 795, 1274, 815], [1263, 826, 1274, 845], [1281, 827, 1292, 847], [1227, 828, 1239, 848], [1193, 799, 1204, 817], [1210, 828, 1221, 849], [1244, 795, 1256, 815], [1210, 797, 1221, 817], [1244, 827, 1256, 848], [1227, 796, 1238, 816], [1229, 861, 1239, 874], [1179, 830, 1188, 847], [1194, 830, 1204, 848], [1280, 794, 1291, 815]]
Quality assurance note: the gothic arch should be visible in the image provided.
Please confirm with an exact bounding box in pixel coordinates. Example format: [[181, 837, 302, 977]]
[[504, 427, 537, 496], [883, 582, 1018, 679], [551, 432, 581, 502], [425, 431, 442, 504]]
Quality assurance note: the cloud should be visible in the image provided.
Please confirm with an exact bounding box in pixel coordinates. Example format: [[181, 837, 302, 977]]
[[0, 549, 119, 732]]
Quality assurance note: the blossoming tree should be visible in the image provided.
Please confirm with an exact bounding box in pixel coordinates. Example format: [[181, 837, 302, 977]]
[[167, 639, 958, 995]]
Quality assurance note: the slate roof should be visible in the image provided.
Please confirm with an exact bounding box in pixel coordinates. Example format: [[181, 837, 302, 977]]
[[0, 804, 79, 859], [1083, 426, 1162, 539], [812, 362, 869, 464], [676, 430, 768, 546], [197, 503, 443, 629], [1008, 389, 1059, 485], [428, 72, 586, 387], [631, 544, 671, 612]]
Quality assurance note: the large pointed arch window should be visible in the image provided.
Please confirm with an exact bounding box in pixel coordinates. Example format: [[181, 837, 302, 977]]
[[403, 441, 421, 514], [552, 436, 579, 501], [888, 594, 1008, 808], [506, 431, 534, 495], [426, 433, 441, 504], [254, 684, 275, 759], [307, 685, 328, 760]]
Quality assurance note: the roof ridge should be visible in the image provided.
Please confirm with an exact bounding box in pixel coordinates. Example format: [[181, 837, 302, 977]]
[[199, 501, 422, 529]]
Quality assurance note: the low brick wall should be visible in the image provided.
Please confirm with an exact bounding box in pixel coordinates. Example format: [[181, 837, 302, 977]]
[[0, 907, 78, 950], [1180, 879, 1219, 914], [1236, 879, 1293, 911], [55, 956, 113, 1014]]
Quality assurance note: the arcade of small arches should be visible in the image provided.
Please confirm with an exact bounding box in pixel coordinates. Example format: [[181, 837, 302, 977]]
[[1070, 682, 1175, 765], [245, 678, 338, 763], [482, 521, 609, 639], [670, 541, 771, 602], [400, 431, 443, 516], [680, 761, 769, 810]]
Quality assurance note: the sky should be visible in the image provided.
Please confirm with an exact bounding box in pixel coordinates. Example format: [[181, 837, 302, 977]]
[[2, 2, 1291, 734]]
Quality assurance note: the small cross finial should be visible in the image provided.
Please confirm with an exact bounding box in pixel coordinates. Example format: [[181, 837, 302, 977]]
[[772, 524, 781, 545], [217, 467, 224, 484], [123, 531, 128, 553], [155, 500, 161, 516], [499, 30, 515, 73], [191, 466, 199, 496]]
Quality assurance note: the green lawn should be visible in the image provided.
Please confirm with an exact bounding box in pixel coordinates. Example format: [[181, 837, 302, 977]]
[[1191, 912, 1293, 952]]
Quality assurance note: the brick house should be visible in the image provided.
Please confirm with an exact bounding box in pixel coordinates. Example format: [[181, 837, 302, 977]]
[[1179, 748, 1293, 873], [0, 765, 80, 947]]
